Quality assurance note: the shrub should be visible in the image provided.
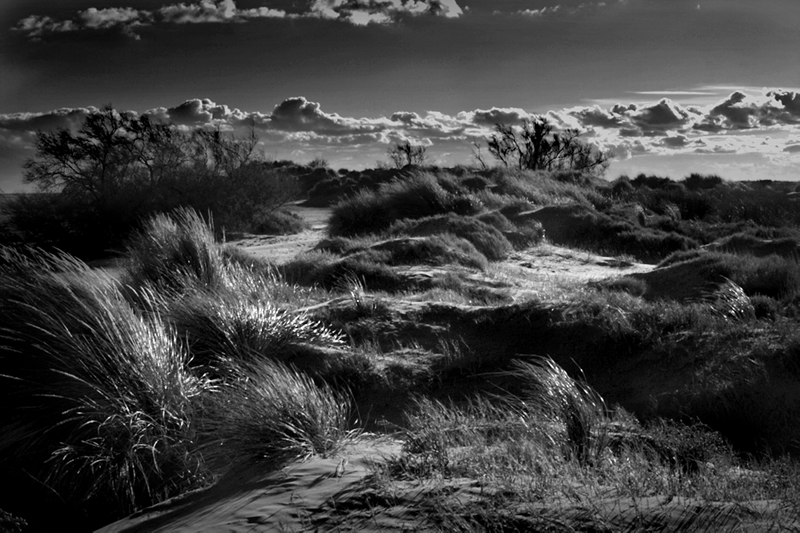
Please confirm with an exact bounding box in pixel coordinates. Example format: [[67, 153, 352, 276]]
[[280, 251, 412, 292], [682, 173, 723, 191], [250, 209, 308, 235], [328, 189, 393, 237], [329, 172, 473, 237], [388, 214, 513, 261], [363, 234, 489, 270]]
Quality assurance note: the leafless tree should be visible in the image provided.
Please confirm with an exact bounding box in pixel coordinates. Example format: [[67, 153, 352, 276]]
[[387, 140, 428, 168], [487, 117, 608, 175]]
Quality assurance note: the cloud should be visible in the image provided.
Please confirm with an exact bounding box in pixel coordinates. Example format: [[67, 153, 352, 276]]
[[515, 1, 621, 18], [145, 98, 247, 125], [660, 134, 690, 148], [12, 0, 461, 39], [159, 0, 287, 24], [13, 8, 152, 39], [694, 90, 800, 132], [0, 107, 97, 132], [519, 6, 561, 17], [459, 107, 532, 127], [308, 0, 463, 25]]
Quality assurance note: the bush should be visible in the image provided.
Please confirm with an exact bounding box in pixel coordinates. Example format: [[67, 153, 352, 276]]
[[250, 209, 308, 235], [389, 214, 513, 261], [328, 189, 393, 237], [280, 251, 412, 292], [364, 234, 489, 270], [329, 172, 474, 237]]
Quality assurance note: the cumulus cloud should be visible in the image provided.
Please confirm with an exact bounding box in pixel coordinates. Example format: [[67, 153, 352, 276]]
[[13, 8, 151, 39], [0, 107, 97, 132], [516, 1, 620, 18], [461, 107, 532, 127], [145, 98, 248, 125], [659, 134, 690, 148], [159, 0, 286, 24], [308, 0, 463, 25], [13, 0, 462, 39]]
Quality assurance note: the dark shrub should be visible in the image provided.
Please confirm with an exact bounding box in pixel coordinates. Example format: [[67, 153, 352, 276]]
[[251, 209, 308, 235], [329, 173, 463, 237], [682, 173, 723, 191], [389, 214, 513, 261]]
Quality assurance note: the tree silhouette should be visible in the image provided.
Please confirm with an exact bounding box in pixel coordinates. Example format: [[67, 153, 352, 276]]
[[387, 140, 428, 168], [487, 117, 608, 175]]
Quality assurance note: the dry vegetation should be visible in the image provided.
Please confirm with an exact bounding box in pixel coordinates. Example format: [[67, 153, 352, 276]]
[[2, 164, 800, 532]]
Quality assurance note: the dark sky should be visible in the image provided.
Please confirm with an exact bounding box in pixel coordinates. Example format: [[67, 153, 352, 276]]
[[1, 0, 800, 191]]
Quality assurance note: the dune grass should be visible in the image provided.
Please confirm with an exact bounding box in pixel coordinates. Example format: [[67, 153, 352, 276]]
[[374, 357, 799, 531], [0, 247, 212, 524], [0, 219, 357, 530]]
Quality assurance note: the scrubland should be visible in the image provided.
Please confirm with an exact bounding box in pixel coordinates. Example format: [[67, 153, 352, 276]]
[[2, 167, 800, 532]]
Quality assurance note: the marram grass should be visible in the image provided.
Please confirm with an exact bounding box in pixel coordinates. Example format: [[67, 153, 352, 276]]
[[0, 244, 356, 528]]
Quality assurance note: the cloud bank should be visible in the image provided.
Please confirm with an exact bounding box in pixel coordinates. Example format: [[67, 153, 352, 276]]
[[2, 89, 800, 189], [12, 0, 464, 39]]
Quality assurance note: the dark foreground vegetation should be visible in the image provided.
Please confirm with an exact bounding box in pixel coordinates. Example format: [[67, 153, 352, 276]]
[[2, 108, 800, 531]]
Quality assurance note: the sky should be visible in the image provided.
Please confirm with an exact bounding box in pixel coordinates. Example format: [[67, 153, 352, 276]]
[[1, 0, 800, 192]]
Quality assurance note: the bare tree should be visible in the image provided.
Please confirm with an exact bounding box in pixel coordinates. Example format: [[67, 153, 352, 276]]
[[487, 117, 608, 175], [387, 140, 428, 168], [470, 140, 489, 170], [20, 106, 297, 243]]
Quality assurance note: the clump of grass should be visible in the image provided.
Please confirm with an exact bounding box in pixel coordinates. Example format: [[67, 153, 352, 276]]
[[388, 213, 513, 261], [250, 208, 308, 235], [280, 250, 412, 292], [0, 244, 361, 530], [363, 234, 489, 270], [166, 293, 345, 372], [655, 250, 800, 302], [0, 247, 213, 525], [512, 357, 610, 464], [123, 207, 223, 294], [376, 356, 798, 531], [200, 358, 355, 470], [329, 172, 477, 237]]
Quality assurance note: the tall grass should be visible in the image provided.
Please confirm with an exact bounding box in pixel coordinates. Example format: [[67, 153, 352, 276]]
[[200, 358, 354, 470], [0, 247, 213, 523], [123, 207, 223, 294], [166, 293, 344, 371], [0, 216, 357, 529], [378, 356, 798, 531]]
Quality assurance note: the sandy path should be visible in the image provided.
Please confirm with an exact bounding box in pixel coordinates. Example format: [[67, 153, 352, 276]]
[[232, 206, 653, 284], [97, 438, 405, 533], [228, 205, 331, 264]]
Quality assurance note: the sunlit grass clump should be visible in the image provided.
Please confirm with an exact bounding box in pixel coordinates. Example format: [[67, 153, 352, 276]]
[[0, 220, 356, 530], [0, 247, 212, 522]]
